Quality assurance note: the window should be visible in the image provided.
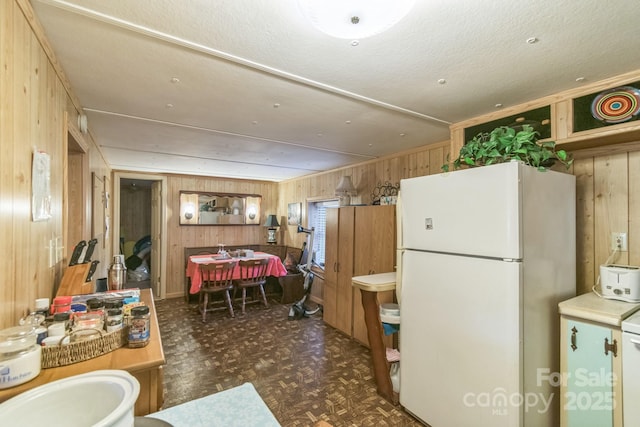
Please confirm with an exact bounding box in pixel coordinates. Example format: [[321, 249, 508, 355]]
[[307, 199, 339, 267]]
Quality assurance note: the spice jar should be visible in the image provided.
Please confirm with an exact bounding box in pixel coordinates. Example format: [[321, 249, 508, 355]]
[[52, 312, 71, 332], [106, 309, 124, 333], [86, 298, 106, 322], [128, 306, 150, 348]]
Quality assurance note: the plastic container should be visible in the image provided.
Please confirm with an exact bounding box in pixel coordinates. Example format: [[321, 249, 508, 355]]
[[51, 296, 72, 314], [0, 326, 41, 389], [128, 306, 150, 348], [72, 313, 104, 332]]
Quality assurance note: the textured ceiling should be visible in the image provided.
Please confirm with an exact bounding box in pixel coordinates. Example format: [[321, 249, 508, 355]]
[[31, 0, 640, 181]]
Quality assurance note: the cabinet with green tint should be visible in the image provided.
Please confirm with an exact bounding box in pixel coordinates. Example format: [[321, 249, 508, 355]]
[[559, 293, 640, 427]]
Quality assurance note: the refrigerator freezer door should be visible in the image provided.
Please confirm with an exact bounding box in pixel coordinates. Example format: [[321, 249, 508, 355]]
[[399, 250, 523, 427], [400, 162, 522, 260]]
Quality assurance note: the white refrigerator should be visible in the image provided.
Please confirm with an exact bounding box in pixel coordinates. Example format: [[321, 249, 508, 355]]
[[397, 161, 576, 427]]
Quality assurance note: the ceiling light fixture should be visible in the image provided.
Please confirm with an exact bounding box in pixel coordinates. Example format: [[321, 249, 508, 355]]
[[297, 0, 415, 39]]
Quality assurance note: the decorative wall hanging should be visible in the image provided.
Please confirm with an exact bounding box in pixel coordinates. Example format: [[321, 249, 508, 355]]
[[32, 148, 52, 222], [591, 86, 640, 124], [371, 181, 399, 205], [287, 203, 302, 225], [573, 80, 640, 132]]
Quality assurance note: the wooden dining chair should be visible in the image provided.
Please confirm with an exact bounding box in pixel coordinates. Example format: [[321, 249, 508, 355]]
[[199, 260, 237, 321], [234, 258, 269, 314]]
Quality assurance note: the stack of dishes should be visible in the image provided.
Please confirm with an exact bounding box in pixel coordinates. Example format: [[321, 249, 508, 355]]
[[380, 303, 400, 325]]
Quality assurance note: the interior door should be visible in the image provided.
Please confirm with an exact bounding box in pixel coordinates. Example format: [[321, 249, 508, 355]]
[[323, 208, 339, 328], [150, 181, 162, 296]]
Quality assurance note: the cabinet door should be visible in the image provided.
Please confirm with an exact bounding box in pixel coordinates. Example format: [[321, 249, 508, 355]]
[[565, 319, 615, 427], [352, 205, 396, 347], [323, 208, 339, 328], [335, 207, 355, 336]]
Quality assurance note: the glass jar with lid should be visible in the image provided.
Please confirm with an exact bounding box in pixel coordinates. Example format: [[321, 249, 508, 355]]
[[0, 326, 41, 389], [128, 306, 150, 348]]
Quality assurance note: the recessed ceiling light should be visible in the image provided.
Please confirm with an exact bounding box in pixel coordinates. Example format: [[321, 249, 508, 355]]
[[575, 77, 585, 82], [351, 40, 360, 46], [170, 77, 180, 83], [400, 133, 406, 137], [437, 79, 446, 85], [526, 37, 538, 44], [495, 103, 503, 108], [166, 103, 174, 108], [273, 103, 280, 108], [252, 120, 258, 125], [317, 133, 323, 137], [345, 120, 352, 124]]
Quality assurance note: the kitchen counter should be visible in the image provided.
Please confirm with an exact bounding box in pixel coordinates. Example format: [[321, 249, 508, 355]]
[[559, 292, 640, 327], [0, 289, 165, 416]]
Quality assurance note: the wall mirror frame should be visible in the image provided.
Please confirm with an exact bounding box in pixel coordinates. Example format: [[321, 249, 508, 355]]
[[179, 191, 261, 226]]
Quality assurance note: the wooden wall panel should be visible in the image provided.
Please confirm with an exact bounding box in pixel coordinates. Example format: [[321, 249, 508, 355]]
[[0, 1, 111, 328], [163, 174, 279, 298], [594, 154, 629, 268], [574, 159, 595, 295], [629, 151, 640, 267]]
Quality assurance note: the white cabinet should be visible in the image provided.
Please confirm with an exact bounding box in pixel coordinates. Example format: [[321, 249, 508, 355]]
[[559, 293, 640, 427]]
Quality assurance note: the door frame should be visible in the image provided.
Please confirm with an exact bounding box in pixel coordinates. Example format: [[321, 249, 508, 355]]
[[112, 172, 167, 299]]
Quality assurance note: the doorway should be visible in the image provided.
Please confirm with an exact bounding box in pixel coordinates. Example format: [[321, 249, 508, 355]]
[[113, 172, 167, 299]]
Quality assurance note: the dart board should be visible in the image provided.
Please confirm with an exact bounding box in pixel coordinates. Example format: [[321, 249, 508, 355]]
[[591, 86, 640, 124]]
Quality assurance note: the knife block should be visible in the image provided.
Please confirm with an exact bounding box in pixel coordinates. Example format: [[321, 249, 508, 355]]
[[56, 264, 94, 296]]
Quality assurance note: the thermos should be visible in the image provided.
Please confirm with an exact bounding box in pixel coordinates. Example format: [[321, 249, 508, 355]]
[[108, 255, 127, 291]]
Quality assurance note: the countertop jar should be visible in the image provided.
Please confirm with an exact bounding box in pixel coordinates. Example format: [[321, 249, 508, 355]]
[[0, 326, 41, 389], [106, 309, 124, 333], [128, 306, 150, 348]]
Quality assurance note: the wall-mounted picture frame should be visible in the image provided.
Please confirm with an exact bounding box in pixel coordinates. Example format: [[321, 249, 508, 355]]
[[288, 202, 302, 225]]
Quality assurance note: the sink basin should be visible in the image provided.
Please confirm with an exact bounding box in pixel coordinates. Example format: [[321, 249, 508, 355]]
[[0, 369, 140, 427]]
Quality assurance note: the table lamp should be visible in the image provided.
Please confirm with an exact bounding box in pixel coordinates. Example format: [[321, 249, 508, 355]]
[[335, 175, 356, 206], [264, 214, 280, 244]]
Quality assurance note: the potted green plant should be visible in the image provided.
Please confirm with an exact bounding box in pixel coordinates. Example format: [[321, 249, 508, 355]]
[[442, 124, 573, 172]]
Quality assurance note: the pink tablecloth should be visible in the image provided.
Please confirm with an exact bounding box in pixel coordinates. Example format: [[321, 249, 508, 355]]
[[187, 252, 287, 294]]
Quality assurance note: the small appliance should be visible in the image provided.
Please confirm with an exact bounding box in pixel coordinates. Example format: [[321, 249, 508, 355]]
[[600, 264, 640, 302]]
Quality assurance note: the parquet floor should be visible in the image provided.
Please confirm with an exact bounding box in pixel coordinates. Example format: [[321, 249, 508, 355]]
[[155, 295, 423, 427]]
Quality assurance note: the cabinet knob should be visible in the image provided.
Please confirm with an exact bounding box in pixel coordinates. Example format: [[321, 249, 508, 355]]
[[570, 326, 578, 351]]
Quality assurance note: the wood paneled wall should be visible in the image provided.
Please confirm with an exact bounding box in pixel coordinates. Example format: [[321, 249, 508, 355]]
[[120, 185, 152, 245], [0, 1, 111, 329], [164, 174, 279, 298], [574, 149, 640, 295], [277, 140, 451, 250]]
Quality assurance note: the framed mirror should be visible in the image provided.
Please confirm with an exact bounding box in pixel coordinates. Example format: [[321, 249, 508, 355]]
[[179, 191, 261, 225]]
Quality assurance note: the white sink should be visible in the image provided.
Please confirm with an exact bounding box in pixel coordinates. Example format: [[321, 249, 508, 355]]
[[0, 370, 140, 427]]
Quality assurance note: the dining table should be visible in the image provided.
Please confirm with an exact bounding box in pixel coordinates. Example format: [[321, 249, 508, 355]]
[[186, 252, 287, 294]]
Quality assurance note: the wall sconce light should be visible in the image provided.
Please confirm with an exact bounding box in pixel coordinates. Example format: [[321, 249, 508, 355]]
[[184, 202, 195, 220], [335, 175, 357, 206], [264, 214, 281, 244]]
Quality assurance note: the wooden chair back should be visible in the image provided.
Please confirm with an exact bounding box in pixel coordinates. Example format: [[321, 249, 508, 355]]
[[200, 260, 237, 291], [237, 258, 269, 286]]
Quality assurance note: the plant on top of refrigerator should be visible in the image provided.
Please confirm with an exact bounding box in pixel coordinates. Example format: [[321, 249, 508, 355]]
[[442, 124, 573, 172]]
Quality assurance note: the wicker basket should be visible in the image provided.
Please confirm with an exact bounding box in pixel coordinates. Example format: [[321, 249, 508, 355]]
[[41, 327, 128, 369]]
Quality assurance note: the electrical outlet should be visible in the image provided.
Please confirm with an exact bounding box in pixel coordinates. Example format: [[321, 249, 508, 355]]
[[611, 232, 628, 251]]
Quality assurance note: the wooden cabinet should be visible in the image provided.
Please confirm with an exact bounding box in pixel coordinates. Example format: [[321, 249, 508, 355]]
[[559, 293, 640, 427], [323, 205, 395, 347]]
